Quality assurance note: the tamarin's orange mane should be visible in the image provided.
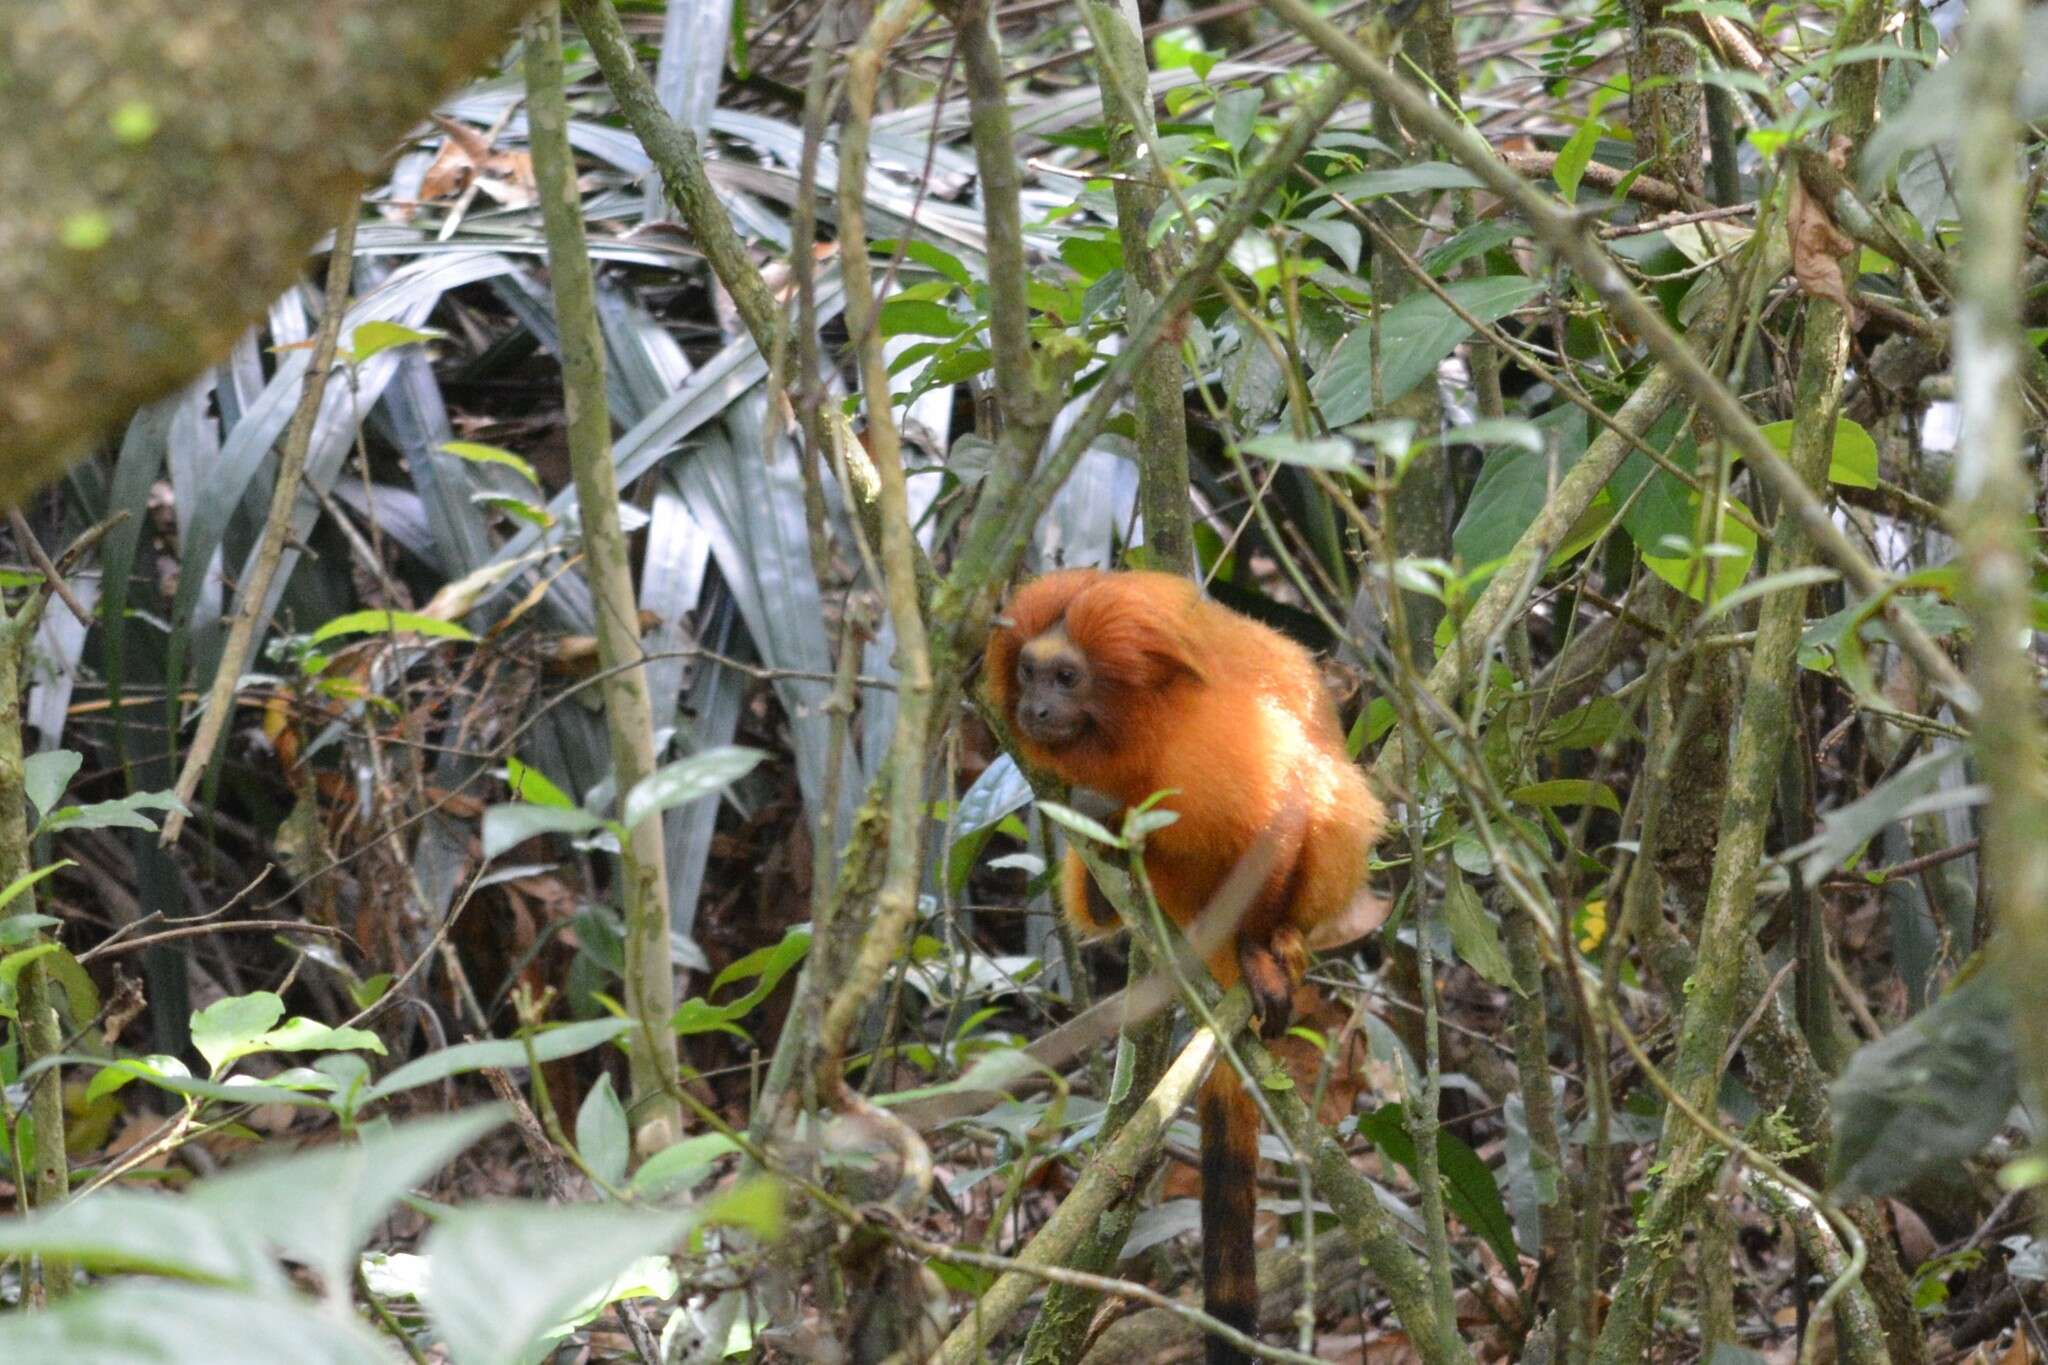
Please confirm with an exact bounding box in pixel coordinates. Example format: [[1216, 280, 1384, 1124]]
[[985, 568, 1386, 1365]]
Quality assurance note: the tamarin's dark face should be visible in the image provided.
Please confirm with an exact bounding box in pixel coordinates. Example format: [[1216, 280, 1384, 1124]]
[[1012, 625, 1095, 749]]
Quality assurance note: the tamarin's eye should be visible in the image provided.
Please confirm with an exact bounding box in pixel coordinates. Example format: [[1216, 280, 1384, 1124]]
[[1018, 659, 1035, 681], [1055, 667, 1079, 689]]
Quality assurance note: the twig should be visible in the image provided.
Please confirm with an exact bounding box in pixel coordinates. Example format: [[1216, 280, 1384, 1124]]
[[159, 205, 359, 845], [7, 511, 92, 628]]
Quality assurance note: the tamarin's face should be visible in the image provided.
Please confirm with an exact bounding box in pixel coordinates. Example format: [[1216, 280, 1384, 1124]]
[[1012, 625, 1096, 749]]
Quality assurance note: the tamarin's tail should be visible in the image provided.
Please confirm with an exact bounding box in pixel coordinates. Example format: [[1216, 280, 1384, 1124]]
[[1200, 1062, 1260, 1365]]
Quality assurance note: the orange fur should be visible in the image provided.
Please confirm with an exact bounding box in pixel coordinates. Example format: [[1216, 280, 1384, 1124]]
[[988, 568, 1386, 1365], [988, 568, 1385, 997]]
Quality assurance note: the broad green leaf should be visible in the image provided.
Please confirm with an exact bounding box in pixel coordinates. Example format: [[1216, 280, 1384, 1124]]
[[631, 1132, 741, 1198], [620, 746, 765, 831], [347, 319, 441, 364], [0, 1282, 394, 1363], [1293, 217, 1363, 272], [576, 1073, 630, 1188], [1508, 779, 1622, 814], [1321, 161, 1484, 199], [877, 298, 959, 339], [1450, 407, 1589, 575], [309, 609, 477, 646], [481, 803, 607, 861], [84, 1052, 188, 1104], [1830, 973, 2014, 1199], [192, 991, 286, 1075], [190, 1109, 508, 1291], [1442, 872, 1515, 989], [364, 1018, 631, 1103], [190, 991, 382, 1074], [875, 237, 975, 289], [505, 757, 575, 809], [1754, 417, 1879, 489], [1036, 801, 1124, 849], [423, 1203, 692, 1365], [0, 1189, 281, 1286], [1212, 85, 1263, 153], [1238, 433, 1355, 470], [1314, 276, 1544, 425], [1356, 1103, 1517, 1268], [1552, 118, 1603, 202], [696, 1173, 786, 1239], [22, 750, 81, 821], [39, 790, 187, 835]]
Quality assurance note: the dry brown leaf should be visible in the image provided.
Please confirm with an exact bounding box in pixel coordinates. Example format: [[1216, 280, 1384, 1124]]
[[420, 114, 537, 208], [1788, 138, 1860, 324]]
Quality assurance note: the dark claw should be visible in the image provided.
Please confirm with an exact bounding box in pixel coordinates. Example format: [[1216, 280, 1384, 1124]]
[[1238, 940, 1295, 1038]]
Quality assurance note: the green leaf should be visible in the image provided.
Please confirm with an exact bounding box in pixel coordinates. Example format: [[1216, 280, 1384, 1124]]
[[364, 1018, 632, 1103], [576, 1074, 630, 1188], [1238, 433, 1355, 470], [1321, 161, 1484, 198], [84, 1052, 188, 1104], [875, 237, 974, 289], [1698, 565, 1840, 624], [0, 862, 70, 917], [1293, 217, 1363, 272], [0, 1189, 282, 1286], [0, 1282, 394, 1362], [39, 790, 187, 835], [308, 610, 477, 646], [0, 912, 59, 948], [191, 992, 286, 1075], [0, 942, 58, 1012], [630, 1132, 741, 1198], [441, 441, 540, 487], [1441, 872, 1515, 989], [505, 757, 575, 809], [1535, 697, 1630, 751], [1036, 801, 1124, 849], [481, 803, 608, 861], [696, 1173, 785, 1239], [1508, 779, 1622, 814], [1790, 747, 1971, 887], [1212, 86, 1262, 153], [1451, 408, 1589, 575], [619, 746, 765, 831], [22, 750, 81, 821], [1830, 973, 2015, 1199], [877, 297, 960, 339], [1314, 276, 1544, 425], [422, 1203, 693, 1365], [1552, 118, 1603, 203], [189, 1109, 509, 1291], [347, 320, 442, 364], [1754, 417, 1879, 489], [1355, 1103, 1517, 1268], [674, 927, 811, 1037], [190, 991, 385, 1075]]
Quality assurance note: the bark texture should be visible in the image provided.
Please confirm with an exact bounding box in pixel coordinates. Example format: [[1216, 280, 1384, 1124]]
[[0, 0, 536, 503]]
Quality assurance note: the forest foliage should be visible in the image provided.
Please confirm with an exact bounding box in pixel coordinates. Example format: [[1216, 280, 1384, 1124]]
[[0, 0, 2045, 1362]]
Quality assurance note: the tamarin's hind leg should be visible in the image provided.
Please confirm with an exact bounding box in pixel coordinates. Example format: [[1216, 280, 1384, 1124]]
[[1237, 924, 1308, 1037]]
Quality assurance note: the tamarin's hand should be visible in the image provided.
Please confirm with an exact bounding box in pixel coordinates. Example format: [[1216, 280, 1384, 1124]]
[[987, 569, 1387, 1363], [988, 568, 1385, 1032]]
